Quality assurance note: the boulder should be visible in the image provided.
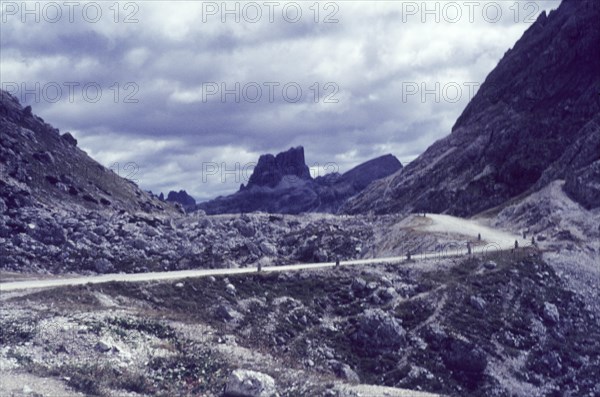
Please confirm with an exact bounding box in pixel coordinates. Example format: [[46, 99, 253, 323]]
[[441, 338, 487, 382], [234, 218, 256, 237], [132, 238, 147, 250], [95, 340, 112, 353], [33, 151, 54, 164], [543, 302, 560, 324], [215, 303, 243, 322], [224, 369, 277, 397], [330, 361, 360, 383], [94, 258, 114, 274], [351, 277, 367, 293], [484, 261, 497, 270], [470, 295, 487, 311], [259, 241, 277, 256], [27, 219, 67, 246], [352, 309, 406, 350], [377, 287, 397, 302], [61, 132, 78, 146], [225, 283, 237, 296]]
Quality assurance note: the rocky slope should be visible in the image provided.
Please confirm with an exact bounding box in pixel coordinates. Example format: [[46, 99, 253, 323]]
[[536, 114, 600, 210], [197, 147, 402, 214], [344, 0, 600, 216], [0, 90, 173, 215], [491, 180, 600, 317]]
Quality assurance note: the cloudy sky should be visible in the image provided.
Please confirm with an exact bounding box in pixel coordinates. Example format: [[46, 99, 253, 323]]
[[1, 0, 561, 201]]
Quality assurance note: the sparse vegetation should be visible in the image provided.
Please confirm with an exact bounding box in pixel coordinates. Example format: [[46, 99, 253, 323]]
[[3, 248, 597, 396]]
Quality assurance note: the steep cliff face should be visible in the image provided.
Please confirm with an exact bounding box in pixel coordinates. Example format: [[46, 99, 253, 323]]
[[196, 148, 402, 214], [343, 0, 600, 216], [246, 146, 312, 188]]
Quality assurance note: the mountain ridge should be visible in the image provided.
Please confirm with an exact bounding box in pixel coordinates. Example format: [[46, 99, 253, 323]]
[[343, 0, 600, 216]]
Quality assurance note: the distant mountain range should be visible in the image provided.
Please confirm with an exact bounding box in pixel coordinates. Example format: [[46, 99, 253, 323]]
[[158, 190, 197, 210], [343, 0, 600, 216], [196, 146, 402, 214]]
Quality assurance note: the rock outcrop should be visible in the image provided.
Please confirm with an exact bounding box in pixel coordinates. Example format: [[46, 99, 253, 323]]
[[343, 0, 600, 216], [246, 146, 311, 188]]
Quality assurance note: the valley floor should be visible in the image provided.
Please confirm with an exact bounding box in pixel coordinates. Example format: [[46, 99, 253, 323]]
[[2, 189, 599, 397]]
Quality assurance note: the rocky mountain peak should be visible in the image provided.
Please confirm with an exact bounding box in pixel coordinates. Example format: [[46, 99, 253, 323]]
[[246, 146, 312, 188], [165, 190, 196, 208], [344, 0, 600, 216]]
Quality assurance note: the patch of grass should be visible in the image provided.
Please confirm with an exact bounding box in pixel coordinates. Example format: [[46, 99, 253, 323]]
[[394, 298, 435, 329], [22, 284, 100, 307], [0, 317, 38, 344], [58, 363, 153, 396], [105, 316, 177, 340], [148, 344, 231, 396], [52, 363, 112, 396]]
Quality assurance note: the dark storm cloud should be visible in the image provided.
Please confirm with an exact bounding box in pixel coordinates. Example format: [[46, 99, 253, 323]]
[[0, 0, 561, 201]]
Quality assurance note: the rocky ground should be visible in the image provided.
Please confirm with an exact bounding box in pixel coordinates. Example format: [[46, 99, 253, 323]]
[[0, 196, 363, 274], [491, 180, 600, 318], [2, 248, 599, 397], [1, 199, 463, 277]]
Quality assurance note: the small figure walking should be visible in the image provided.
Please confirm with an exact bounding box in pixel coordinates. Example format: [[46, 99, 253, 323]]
[[257, 260, 262, 273], [335, 257, 340, 267], [477, 233, 481, 241], [406, 251, 411, 261], [467, 242, 472, 255], [531, 236, 536, 246], [523, 231, 527, 239], [514, 240, 519, 249]]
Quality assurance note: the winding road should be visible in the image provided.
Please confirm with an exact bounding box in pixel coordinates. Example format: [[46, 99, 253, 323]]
[[0, 214, 528, 293]]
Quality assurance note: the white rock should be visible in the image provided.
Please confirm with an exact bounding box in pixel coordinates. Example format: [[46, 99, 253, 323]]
[[259, 241, 277, 256], [484, 261, 497, 269], [543, 302, 560, 324], [226, 283, 237, 295], [224, 369, 277, 397], [95, 340, 112, 353]]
